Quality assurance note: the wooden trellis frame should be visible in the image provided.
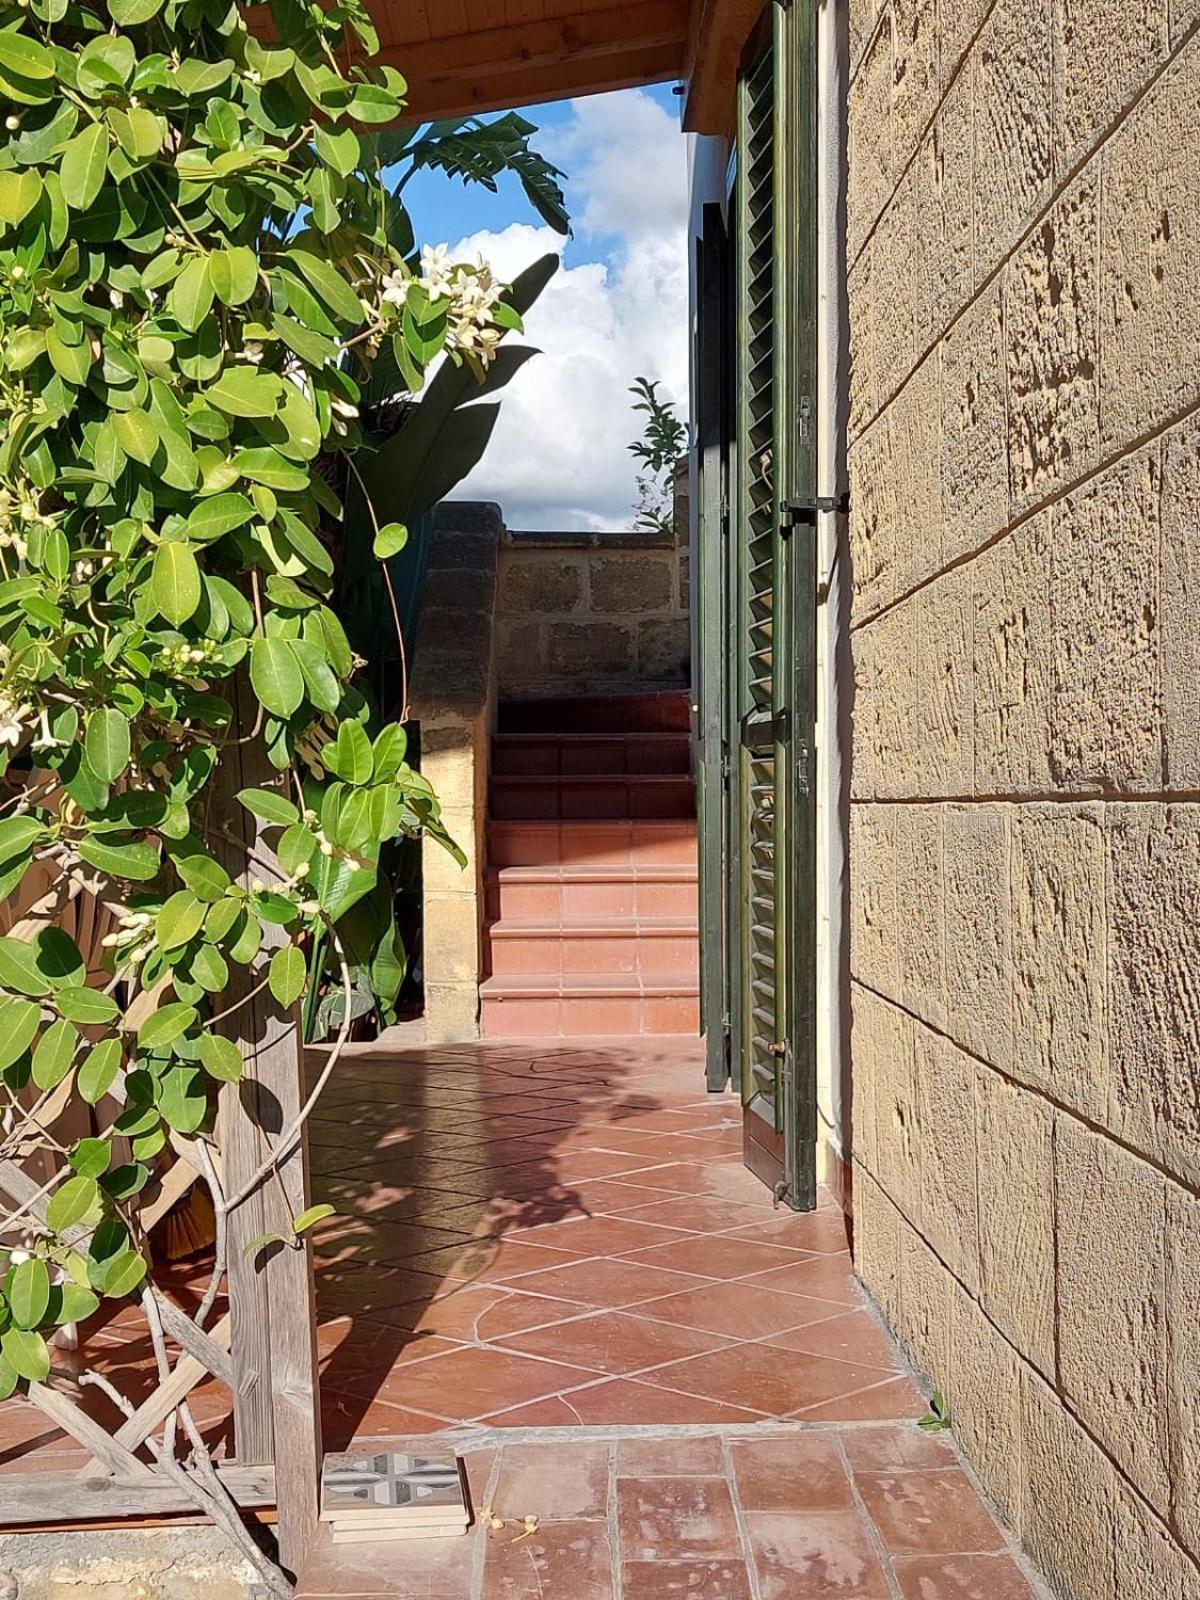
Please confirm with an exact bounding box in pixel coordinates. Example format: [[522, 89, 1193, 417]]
[[0, 735, 323, 1579]]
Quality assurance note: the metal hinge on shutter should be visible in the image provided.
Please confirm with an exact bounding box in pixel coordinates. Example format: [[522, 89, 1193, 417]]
[[780, 493, 850, 534]]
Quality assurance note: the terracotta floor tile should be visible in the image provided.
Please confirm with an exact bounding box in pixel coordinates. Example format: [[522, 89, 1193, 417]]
[[745, 1510, 892, 1599], [729, 1436, 855, 1513], [499, 1309, 735, 1376], [640, 1344, 900, 1419], [799, 1376, 928, 1423], [462, 1447, 498, 1511], [618, 1236, 814, 1281], [617, 1477, 742, 1561], [481, 1519, 614, 1599], [385, 1345, 601, 1423], [320, 1392, 453, 1446], [315, 1266, 445, 1318], [621, 1560, 753, 1599], [764, 1310, 904, 1373], [508, 1215, 694, 1256], [634, 1280, 847, 1341], [492, 1441, 610, 1519], [841, 1425, 957, 1473], [616, 1436, 725, 1477], [856, 1469, 1007, 1555], [893, 1553, 1037, 1599], [611, 1196, 776, 1233], [730, 1211, 851, 1254], [743, 1256, 862, 1308], [570, 1179, 697, 1214], [552, 1379, 767, 1427], [494, 1258, 709, 1309], [404, 1237, 584, 1285], [296, 1524, 474, 1598], [476, 1394, 602, 1428], [472, 1291, 599, 1342]]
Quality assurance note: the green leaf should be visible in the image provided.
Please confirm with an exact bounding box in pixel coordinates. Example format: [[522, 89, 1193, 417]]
[[372, 522, 408, 560], [137, 1002, 197, 1051], [176, 855, 232, 902], [57, 987, 122, 1026], [1, 1327, 49, 1383], [289, 248, 366, 326], [46, 1174, 101, 1235], [60, 122, 109, 211], [198, 1032, 242, 1083], [0, 1350, 16, 1402], [99, 1250, 147, 1299], [206, 367, 284, 418], [151, 540, 202, 626], [70, 1137, 112, 1180], [50, 1284, 101, 1325], [113, 408, 159, 466], [84, 708, 131, 785], [210, 246, 259, 307], [250, 636, 304, 717], [325, 720, 372, 786], [35, 927, 85, 989], [0, 168, 43, 227], [291, 1203, 334, 1236], [373, 724, 408, 779], [187, 493, 255, 542], [45, 326, 92, 386], [315, 123, 360, 177], [169, 255, 214, 333], [108, 0, 165, 22], [0, 30, 55, 80], [31, 1019, 79, 1091], [7, 1259, 50, 1330], [158, 1065, 208, 1133], [0, 814, 46, 861], [238, 787, 299, 826], [0, 998, 40, 1070], [0, 935, 50, 997], [77, 836, 161, 881], [269, 945, 306, 1008], [156, 889, 205, 952], [78, 1037, 122, 1104]]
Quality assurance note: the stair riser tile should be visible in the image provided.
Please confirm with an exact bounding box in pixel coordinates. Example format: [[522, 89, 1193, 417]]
[[635, 881, 699, 919]]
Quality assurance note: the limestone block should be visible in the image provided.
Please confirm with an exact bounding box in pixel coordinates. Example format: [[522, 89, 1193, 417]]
[[853, 1167, 902, 1328], [1052, 0, 1168, 173], [1049, 447, 1162, 791], [1171, 0, 1200, 43], [850, 0, 880, 72], [424, 803, 477, 893], [974, 1068, 1054, 1375], [849, 13, 895, 262], [495, 619, 544, 697], [943, 803, 1012, 1069], [1107, 803, 1200, 1187], [868, 992, 924, 1230], [419, 722, 483, 814], [1020, 1367, 1118, 1599], [637, 617, 691, 683], [914, 1028, 979, 1291], [849, 412, 896, 620], [939, 0, 992, 88], [849, 242, 878, 439], [872, 602, 920, 797], [423, 893, 481, 986], [946, 1283, 1022, 1525], [890, 348, 944, 598], [972, 513, 1053, 793], [1162, 414, 1200, 788], [897, 1217, 952, 1387], [589, 554, 674, 614], [973, 0, 1054, 285], [894, 804, 944, 1027], [850, 984, 891, 1176], [849, 804, 900, 996], [1055, 1117, 1170, 1506], [915, 563, 973, 796], [1112, 1479, 1196, 1600], [499, 556, 582, 614], [1100, 39, 1200, 447], [424, 983, 480, 1043], [926, 66, 974, 336], [873, 160, 918, 398], [1006, 175, 1100, 512], [891, 0, 939, 169], [1167, 1185, 1200, 1559], [547, 621, 634, 676], [851, 626, 884, 799], [942, 283, 1007, 566], [1011, 803, 1107, 1122]]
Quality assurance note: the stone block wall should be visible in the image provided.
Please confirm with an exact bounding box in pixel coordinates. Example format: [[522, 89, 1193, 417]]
[[494, 467, 691, 698], [847, 2, 1200, 1595]]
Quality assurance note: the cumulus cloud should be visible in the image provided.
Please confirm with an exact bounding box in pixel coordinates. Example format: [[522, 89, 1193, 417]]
[[450, 90, 689, 532]]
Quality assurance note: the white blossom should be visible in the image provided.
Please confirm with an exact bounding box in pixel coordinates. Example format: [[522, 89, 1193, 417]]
[[0, 692, 32, 748]]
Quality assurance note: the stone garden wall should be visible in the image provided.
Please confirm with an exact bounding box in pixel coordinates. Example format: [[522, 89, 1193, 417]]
[[847, 0, 1200, 1594]]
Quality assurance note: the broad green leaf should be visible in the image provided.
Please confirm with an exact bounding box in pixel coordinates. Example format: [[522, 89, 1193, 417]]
[[109, 105, 164, 160], [100, 1250, 147, 1299], [57, 987, 122, 1026], [109, 0, 165, 19], [156, 889, 205, 951], [315, 124, 359, 177], [35, 927, 85, 989], [250, 636, 304, 717], [373, 522, 408, 560], [0, 168, 42, 227], [176, 855, 232, 902], [169, 255, 215, 333], [158, 1065, 208, 1133], [31, 1019, 79, 1091], [0, 31, 54, 80], [198, 1032, 242, 1084], [289, 248, 366, 325], [7, 1259, 50, 1330], [45, 327, 92, 386], [77, 836, 161, 881], [269, 945, 306, 1007], [70, 1137, 112, 1179], [0, 815, 46, 859], [60, 122, 109, 211], [137, 1001, 197, 1050], [78, 1038, 122, 1104], [46, 1174, 101, 1235], [373, 724, 408, 779], [51, 1284, 100, 1325], [206, 366, 284, 418], [1, 1327, 50, 1383], [0, 1350, 15, 1401], [292, 1203, 335, 1235], [238, 787, 299, 826], [188, 942, 228, 993], [113, 408, 159, 466], [84, 708, 131, 784], [326, 721, 372, 786], [0, 998, 39, 1070], [151, 540, 202, 625], [210, 247, 258, 306], [187, 493, 256, 542], [0, 935, 49, 996]]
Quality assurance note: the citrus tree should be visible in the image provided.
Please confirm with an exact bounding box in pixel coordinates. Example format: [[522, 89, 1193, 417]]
[[0, 0, 521, 1584]]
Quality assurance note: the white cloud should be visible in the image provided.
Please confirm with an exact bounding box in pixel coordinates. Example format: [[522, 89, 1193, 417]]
[[450, 90, 689, 532]]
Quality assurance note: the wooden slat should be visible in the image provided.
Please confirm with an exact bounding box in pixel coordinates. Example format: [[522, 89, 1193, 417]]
[[27, 1384, 157, 1480], [0, 1465, 276, 1529]]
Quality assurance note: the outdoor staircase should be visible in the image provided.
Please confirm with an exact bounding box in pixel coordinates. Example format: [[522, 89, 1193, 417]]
[[480, 693, 700, 1038]]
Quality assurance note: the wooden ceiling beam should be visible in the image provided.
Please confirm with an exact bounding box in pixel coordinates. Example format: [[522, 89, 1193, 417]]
[[683, 0, 763, 135]]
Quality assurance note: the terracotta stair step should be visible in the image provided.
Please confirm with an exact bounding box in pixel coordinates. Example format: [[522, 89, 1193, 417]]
[[492, 731, 691, 777], [498, 690, 690, 735], [486, 916, 700, 980], [490, 773, 695, 822], [488, 819, 697, 871], [486, 865, 698, 923], [480, 972, 700, 1038]]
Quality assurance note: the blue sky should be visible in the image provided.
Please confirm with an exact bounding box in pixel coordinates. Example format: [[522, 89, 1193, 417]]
[[397, 86, 690, 532]]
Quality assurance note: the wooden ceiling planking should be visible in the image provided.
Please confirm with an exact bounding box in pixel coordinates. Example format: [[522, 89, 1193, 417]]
[[683, 0, 761, 134]]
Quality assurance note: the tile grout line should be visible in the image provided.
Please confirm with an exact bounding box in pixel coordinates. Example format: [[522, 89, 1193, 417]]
[[832, 1431, 905, 1600], [722, 1433, 763, 1600], [606, 1438, 623, 1600], [469, 1446, 504, 1600]]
